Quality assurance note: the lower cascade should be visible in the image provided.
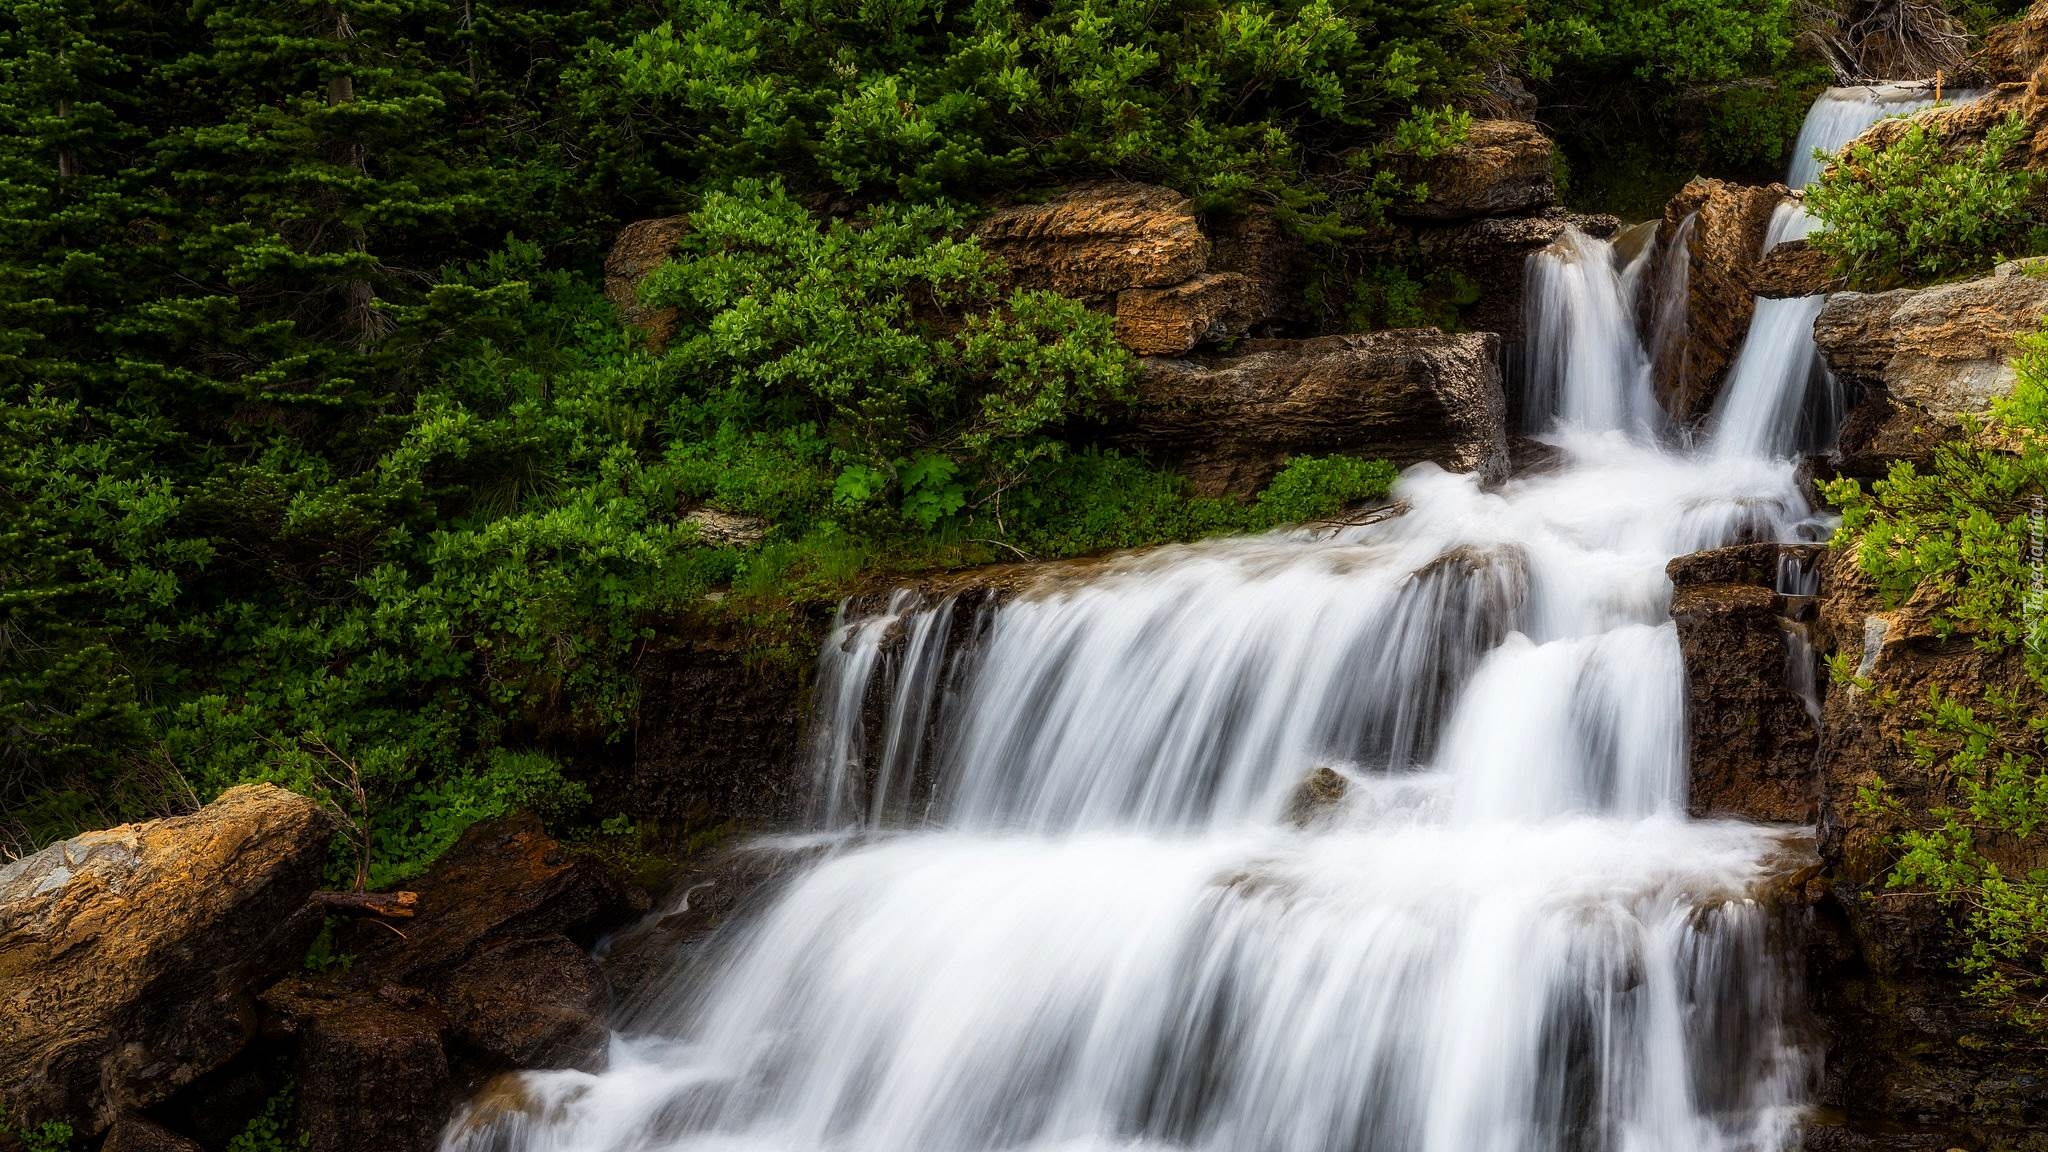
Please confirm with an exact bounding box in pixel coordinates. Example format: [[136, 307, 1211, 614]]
[[444, 87, 1930, 1152]]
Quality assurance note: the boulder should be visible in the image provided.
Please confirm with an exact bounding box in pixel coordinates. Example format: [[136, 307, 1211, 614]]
[[0, 785, 333, 1134], [1647, 179, 1793, 423], [1982, 1, 2048, 83], [1115, 273, 1256, 355], [1123, 330, 1509, 496], [1388, 119, 1555, 221], [975, 183, 1209, 299], [264, 980, 452, 1152], [440, 934, 609, 1068], [1814, 271, 2048, 423], [603, 216, 690, 352], [1751, 237, 1838, 298], [683, 507, 767, 548], [1667, 544, 1819, 822]]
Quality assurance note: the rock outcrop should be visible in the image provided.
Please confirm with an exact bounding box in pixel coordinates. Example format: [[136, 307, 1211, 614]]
[[1647, 179, 1793, 423], [258, 815, 642, 1152], [1814, 267, 2048, 475], [1803, 545, 2048, 1145], [603, 216, 691, 352], [1666, 544, 1820, 822], [1387, 119, 1556, 221], [1115, 272, 1258, 355], [975, 183, 1210, 299], [0, 785, 334, 1134], [1123, 330, 1509, 495]]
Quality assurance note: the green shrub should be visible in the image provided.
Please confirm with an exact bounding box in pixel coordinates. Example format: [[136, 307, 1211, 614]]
[[1807, 110, 2048, 289], [1824, 329, 2048, 1023]]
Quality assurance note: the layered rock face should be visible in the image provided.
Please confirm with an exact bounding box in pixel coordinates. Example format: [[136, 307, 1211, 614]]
[[975, 182, 1211, 299], [1666, 544, 1820, 822], [1124, 330, 1509, 495], [1814, 265, 2048, 475], [1386, 119, 1556, 221], [0, 785, 334, 1134], [1646, 178, 1793, 423]]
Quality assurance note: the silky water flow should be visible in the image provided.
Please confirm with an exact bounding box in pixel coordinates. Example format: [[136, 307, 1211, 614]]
[[442, 84, 1954, 1152]]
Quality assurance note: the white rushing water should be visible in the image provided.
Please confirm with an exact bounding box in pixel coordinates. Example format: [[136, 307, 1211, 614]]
[[440, 87, 1956, 1152]]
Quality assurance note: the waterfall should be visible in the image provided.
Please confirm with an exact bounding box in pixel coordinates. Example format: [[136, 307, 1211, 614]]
[[1709, 82, 1975, 458], [438, 93, 1907, 1152]]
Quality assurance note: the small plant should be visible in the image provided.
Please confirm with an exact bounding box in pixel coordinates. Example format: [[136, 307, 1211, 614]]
[[1806, 110, 2047, 289]]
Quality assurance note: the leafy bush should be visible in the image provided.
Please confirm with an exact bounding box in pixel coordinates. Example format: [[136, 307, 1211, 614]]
[[1807, 110, 2048, 289], [1824, 329, 2048, 1023]]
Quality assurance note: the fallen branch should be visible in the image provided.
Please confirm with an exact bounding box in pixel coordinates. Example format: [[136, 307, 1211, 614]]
[[310, 889, 419, 918]]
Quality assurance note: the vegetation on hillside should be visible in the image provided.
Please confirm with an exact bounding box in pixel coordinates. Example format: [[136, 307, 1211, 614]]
[[2, 0, 2034, 881], [1826, 328, 2048, 1023]]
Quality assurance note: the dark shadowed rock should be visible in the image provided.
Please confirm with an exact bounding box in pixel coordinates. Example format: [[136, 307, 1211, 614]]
[[976, 183, 1209, 298], [1207, 206, 1308, 331], [1648, 179, 1792, 422], [1388, 119, 1555, 221], [0, 785, 333, 1134], [604, 216, 690, 352], [263, 980, 452, 1152], [440, 934, 609, 1069], [1123, 330, 1508, 496], [1666, 544, 1818, 822], [1405, 209, 1622, 343], [101, 1116, 204, 1152]]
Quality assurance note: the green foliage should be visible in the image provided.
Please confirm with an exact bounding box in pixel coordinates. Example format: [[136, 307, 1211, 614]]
[[1807, 110, 2048, 289], [1526, 0, 1798, 86], [227, 1084, 308, 1152], [1825, 329, 2048, 1023], [0, 1108, 75, 1152]]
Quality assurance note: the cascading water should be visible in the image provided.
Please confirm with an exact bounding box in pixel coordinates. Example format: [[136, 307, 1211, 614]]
[[440, 86, 1939, 1152]]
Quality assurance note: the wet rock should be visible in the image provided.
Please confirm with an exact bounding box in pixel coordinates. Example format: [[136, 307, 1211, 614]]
[[1648, 179, 1793, 423], [1115, 272, 1257, 355], [1666, 545, 1818, 822], [1286, 766, 1349, 826], [1752, 237, 1838, 298], [101, 1116, 204, 1152], [975, 183, 1209, 299], [1814, 272, 2048, 423], [683, 507, 767, 548], [0, 785, 334, 1134], [611, 610, 828, 832], [1387, 119, 1555, 221], [600, 846, 804, 1013], [1124, 330, 1509, 496], [604, 216, 690, 352]]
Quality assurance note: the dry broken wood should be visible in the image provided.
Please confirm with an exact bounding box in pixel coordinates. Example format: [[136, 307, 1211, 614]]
[[310, 889, 419, 918]]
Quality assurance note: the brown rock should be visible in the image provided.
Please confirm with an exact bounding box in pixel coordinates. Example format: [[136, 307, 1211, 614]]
[[1667, 545, 1818, 822], [1841, 76, 2048, 172], [683, 507, 767, 548], [264, 980, 451, 1152], [1208, 207, 1308, 330], [1981, 1, 2048, 83], [1814, 272, 2048, 424], [1115, 273, 1255, 355], [604, 216, 690, 351], [0, 785, 334, 1134], [1752, 237, 1838, 298], [102, 1116, 204, 1152], [1647, 179, 1793, 423], [440, 934, 609, 1069], [1123, 330, 1508, 496], [1286, 766, 1349, 826], [351, 814, 635, 985], [976, 183, 1208, 298], [1388, 120, 1555, 221]]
